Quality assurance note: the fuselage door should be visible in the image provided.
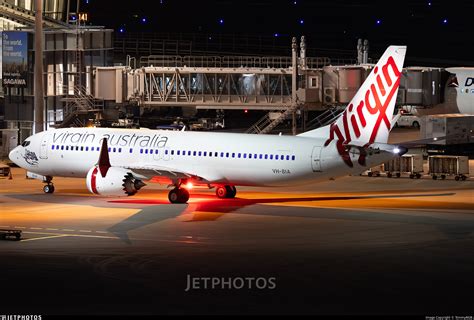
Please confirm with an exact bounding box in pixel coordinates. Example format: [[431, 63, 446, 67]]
[[311, 146, 322, 172], [39, 134, 51, 159]]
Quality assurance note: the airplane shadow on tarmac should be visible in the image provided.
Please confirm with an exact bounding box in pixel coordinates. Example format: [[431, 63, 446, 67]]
[[7, 192, 474, 244]]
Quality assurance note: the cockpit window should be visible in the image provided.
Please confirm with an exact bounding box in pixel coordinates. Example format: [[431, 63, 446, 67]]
[[21, 141, 31, 147]]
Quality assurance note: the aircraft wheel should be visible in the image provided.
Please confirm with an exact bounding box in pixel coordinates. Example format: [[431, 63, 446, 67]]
[[225, 185, 237, 198], [461, 175, 467, 181], [43, 184, 55, 194], [168, 188, 189, 204], [216, 186, 228, 199], [455, 175, 460, 181]]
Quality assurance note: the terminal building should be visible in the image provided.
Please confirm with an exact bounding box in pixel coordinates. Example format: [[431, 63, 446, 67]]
[[0, 0, 459, 158]]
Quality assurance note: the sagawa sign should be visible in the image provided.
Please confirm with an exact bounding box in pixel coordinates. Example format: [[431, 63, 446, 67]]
[[2, 31, 28, 87]]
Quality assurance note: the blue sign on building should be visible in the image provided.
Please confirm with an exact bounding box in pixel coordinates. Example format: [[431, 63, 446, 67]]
[[2, 31, 28, 87]]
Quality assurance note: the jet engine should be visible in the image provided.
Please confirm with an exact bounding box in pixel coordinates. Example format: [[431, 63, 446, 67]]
[[86, 166, 146, 196]]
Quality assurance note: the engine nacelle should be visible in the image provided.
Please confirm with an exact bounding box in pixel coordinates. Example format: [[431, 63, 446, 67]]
[[86, 166, 146, 196]]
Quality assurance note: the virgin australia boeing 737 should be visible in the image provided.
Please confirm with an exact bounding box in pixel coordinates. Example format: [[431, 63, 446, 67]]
[[9, 46, 407, 204]]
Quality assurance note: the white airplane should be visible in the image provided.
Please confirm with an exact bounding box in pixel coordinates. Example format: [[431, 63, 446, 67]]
[[413, 67, 474, 116], [9, 46, 407, 204]]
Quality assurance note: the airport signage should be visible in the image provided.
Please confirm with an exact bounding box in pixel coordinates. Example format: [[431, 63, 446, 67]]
[[2, 31, 28, 87]]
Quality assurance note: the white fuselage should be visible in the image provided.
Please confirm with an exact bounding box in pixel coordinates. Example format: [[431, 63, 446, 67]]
[[8, 127, 396, 187]]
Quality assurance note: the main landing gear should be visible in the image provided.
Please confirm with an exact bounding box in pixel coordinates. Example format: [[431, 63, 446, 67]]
[[216, 185, 237, 199], [168, 187, 190, 204], [167, 181, 237, 204], [41, 176, 55, 194]]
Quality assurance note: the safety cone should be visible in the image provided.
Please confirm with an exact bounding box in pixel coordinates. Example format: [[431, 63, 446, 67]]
[[8, 169, 13, 180]]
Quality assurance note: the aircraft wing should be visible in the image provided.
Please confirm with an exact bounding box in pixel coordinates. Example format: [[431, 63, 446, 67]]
[[118, 164, 208, 183]]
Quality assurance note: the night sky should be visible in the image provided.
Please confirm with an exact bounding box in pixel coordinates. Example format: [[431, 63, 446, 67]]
[[84, 0, 473, 65]]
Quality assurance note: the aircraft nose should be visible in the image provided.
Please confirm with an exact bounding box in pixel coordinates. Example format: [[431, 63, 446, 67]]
[[8, 147, 20, 165]]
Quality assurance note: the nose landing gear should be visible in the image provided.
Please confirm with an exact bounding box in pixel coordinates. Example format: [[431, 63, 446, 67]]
[[42, 176, 55, 194]]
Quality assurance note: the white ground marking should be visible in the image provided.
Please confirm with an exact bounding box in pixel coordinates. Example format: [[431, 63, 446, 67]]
[[21, 235, 70, 242]]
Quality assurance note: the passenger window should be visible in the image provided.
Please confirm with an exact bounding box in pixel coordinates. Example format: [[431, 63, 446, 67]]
[[264, 154, 268, 159], [118, 148, 122, 153], [188, 151, 192, 156], [171, 150, 174, 155], [215, 152, 219, 157], [220, 152, 224, 157], [198, 151, 202, 156], [177, 150, 180, 155], [254, 154, 258, 159], [130, 148, 133, 153], [75, 146, 79, 151], [226, 152, 229, 158], [165, 150, 168, 155], [140, 149, 143, 154], [238, 153, 241, 158], [280, 155, 284, 160], [61, 146, 64, 150], [259, 154, 263, 159], [193, 151, 197, 156], [286, 155, 290, 160], [203, 152, 207, 156], [243, 154, 247, 159], [292, 155, 296, 160], [182, 150, 186, 155], [232, 153, 235, 158], [270, 155, 273, 160]]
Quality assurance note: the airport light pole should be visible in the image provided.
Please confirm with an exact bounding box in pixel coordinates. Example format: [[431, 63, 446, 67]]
[[291, 37, 298, 136], [34, 0, 45, 133]]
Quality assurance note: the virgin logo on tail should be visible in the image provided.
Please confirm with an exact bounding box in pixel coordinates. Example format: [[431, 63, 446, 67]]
[[324, 46, 406, 167]]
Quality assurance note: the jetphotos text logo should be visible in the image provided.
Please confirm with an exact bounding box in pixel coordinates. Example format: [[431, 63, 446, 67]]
[[185, 274, 276, 291]]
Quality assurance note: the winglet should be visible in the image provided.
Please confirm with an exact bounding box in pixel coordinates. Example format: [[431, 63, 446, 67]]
[[98, 138, 111, 178]]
